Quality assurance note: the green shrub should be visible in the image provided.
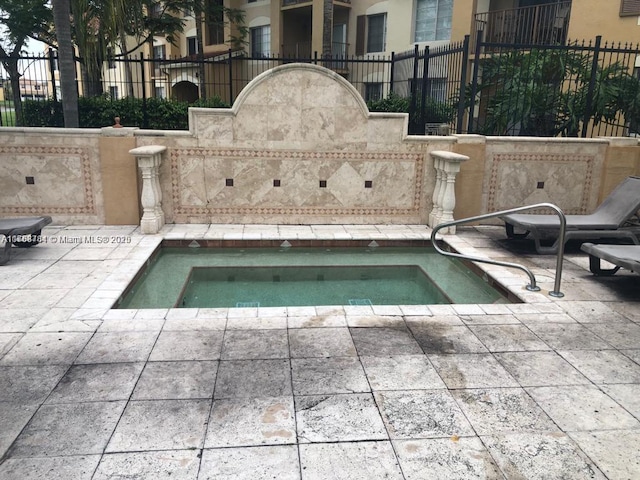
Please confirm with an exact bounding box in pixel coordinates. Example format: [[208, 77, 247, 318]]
[[22, 96, 230, 129]]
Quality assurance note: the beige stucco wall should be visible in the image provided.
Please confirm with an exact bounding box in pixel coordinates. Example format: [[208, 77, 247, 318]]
[[567, 4, 640, 44]]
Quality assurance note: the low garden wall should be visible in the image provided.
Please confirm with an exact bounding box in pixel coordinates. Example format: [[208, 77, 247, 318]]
[[0, 63, 638, 228]]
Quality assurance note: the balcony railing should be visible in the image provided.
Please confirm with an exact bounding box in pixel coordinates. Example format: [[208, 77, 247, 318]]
[[475, 1, 571, 46]]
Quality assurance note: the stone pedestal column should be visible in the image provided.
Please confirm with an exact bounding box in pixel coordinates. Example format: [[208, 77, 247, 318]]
[[428, 151, 469, 234], [129, 145, 166, 234]]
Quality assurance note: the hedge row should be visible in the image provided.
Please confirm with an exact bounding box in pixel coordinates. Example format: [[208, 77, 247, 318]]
[[22, 96, 229, 130]]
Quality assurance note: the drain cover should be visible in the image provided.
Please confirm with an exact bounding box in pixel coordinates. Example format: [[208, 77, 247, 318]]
[[348, 299, 373, 306]]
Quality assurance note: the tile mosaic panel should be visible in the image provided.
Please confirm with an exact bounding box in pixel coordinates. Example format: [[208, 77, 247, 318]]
[[486, 153, 596, 214], [0, 146, 96, 216], [170, 148, 424, 218]]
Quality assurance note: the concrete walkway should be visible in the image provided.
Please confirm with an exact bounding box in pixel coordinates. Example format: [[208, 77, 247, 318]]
[[0, 224, 638, 479]]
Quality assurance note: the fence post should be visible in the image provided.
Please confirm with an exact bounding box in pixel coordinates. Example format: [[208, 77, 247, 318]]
[[48, 50, 58, 103], [313, 51, 318, 65], [456, 35, 471, 134], [582, 35, 602, 138], [390, 51, 395, 94], [409, 45, 420, 134], [139, 53, 148, 129], [228, 49, 234, 103], [467, 29, 484, 134], [419, 46, 430, 135]]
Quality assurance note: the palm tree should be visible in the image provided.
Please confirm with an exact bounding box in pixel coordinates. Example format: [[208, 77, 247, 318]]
[[52, 0, 79, 127]]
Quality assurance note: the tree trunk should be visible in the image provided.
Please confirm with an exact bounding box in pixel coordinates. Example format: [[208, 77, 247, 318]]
[[52, 0, 79, 127], [3, 59, 24, 126]]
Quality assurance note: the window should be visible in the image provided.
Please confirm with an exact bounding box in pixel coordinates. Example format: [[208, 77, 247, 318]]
[[367, 14, 386, 53], [365, 83, 383, 102], [251, 25, 271, 57], [414, 0, 452, 42], [153, 45, 166, 59], [620, 0, 640, 16], [109, 86, 119, 100], [155, 86, 166, 99], [107, 47, 116, 69], [187, 36, 198, 56], [207, 0, 225, 45]]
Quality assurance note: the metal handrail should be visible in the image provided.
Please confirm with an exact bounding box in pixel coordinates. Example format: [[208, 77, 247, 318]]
[[430, 203, 566, 298]]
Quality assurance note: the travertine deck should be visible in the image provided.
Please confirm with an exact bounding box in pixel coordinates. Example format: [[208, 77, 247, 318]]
[[0, 224, 638, 479]]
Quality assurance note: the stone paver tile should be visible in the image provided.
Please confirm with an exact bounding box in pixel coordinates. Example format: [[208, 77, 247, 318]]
[[29, 308, 99, 333], [601, 384, 640, 419], [623, 349, 640, 364], [300, 441, 404, 480], [0, 403, 39, 458], [404, 315, 464, 327], [375, 390, 474, 439], [221, 329, 289, 360], [162, 317, 227, 331], [451, 388, 558, 436], [106, 399, 210, 452], [205, 396, 295, 447], [23, 273, 88, 290], [292, 357, 370, 395], [526, 385, 640, 431], [97, 318, 164, 333], [430, 354, 519, 389], [560, 301, 629, 323], [460, 314, 521, 325], [0, 308, 48, 332], [349, 327, 423, 356], [346, 315, 405, 328], [393, 437, 504, 480], [409, 325, 488, 354], [296, 393, 387, 443], [149, 330, 224, 361], [93, 450, 199, 480], [526, 324, 611, 350], [0, 289, 69, 310], [75, 331, 158, 364], [570, 430, 640, 479], [583, 322, 640, 350], [46, 363, 143, 403], [558, 349, 640, 384], [469, 325, 549, 352], [215, 359, 292, 399], [0, 365, 67, 403], [360, 355, 446, 390], [132, 361, 217, 400], [0, 455, 101, 480], [199, 445, 300, 480], [8, 401, 126, 457], [289, 328, 356, 358], [226, 316, 287, 330], [1, 332, 92, 366], [482, 432, 605, 480], [287, 315, 347, 329], [0, 334, 22, 358], [513, 313, 576, 325], [494, 352, 590, 387]]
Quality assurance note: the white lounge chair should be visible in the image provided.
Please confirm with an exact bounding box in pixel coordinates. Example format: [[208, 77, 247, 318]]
[[581, 243, 640, 275], [0, 216, 52, 265], [501, 176, 640, 254]]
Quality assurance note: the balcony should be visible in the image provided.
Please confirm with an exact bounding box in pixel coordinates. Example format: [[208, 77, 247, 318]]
[[474, 1, 571, 46]]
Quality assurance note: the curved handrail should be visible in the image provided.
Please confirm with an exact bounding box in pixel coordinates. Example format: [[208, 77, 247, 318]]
[[430, 203, 566, 298]]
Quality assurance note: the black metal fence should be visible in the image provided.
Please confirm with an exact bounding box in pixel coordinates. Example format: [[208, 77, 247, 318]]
[[1, 33, 639, 137]]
